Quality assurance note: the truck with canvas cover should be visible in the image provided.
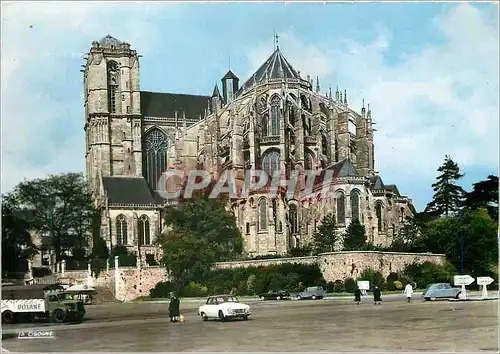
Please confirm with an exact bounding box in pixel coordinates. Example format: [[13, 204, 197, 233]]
[[1, 284, 86, 324]]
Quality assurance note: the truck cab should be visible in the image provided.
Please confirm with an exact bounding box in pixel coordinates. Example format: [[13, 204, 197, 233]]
[[2, 284, 85, 324]]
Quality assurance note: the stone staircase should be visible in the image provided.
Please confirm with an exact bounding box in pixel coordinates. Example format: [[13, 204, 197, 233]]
[[92, 286, 121, 304]]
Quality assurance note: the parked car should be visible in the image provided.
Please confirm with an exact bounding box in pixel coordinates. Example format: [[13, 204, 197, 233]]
[[198, 295, 251, 321], [258, 290, 291, 301], [296, 286, 327, 300], [422, 283, 461, 301]]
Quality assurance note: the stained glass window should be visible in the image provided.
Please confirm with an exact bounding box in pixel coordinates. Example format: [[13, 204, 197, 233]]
[[144, 128, 169, 191], [138, 215, 150, 245], [262, 150, 280, 178], [116, 215, 128, 245]]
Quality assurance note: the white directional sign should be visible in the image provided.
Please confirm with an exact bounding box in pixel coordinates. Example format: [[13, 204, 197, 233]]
[[477, 277, 494, 286], [454, 275, 475, 286], [357, 281, 370, 290]]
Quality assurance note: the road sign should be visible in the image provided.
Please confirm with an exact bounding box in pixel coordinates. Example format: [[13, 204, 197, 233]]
[[454, 275, 475, 286], [357, 281, 370, 290], [477, 277, 494, 286]]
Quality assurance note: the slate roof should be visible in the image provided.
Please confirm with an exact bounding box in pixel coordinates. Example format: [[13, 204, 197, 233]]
[[385, 184, 401, 197], [239, 49, 300, 92], [325, 158, 359, 177], [369, 175, 385, 190], [140, 91, 210, 119], [222, 70, 239, 80], [102, 177, 156, 205], [99, 35, 122, 47]]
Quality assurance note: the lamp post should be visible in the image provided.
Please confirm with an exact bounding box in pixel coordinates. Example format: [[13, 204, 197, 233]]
[[459, 210, 464, 275]]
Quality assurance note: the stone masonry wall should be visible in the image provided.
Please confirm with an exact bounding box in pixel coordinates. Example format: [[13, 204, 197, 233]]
[[115, 266, 167, 302], [214, 251, 446, 282]]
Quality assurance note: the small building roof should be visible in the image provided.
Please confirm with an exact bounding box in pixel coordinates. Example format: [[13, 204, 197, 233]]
[[102, 177, 156, 205]]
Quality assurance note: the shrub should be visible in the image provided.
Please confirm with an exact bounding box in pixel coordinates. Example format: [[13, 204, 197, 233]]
[[403, 261, 456, 289], [393, 280, 403, 290], [359, 268, 386, 290], [344, 278, 356, 293], [150, 281, 176, 298], [246, 274, 257, 294], [386, 272, 399, 291], [181, 281, 208, 297], [326, 281, 335, 293], [332, 280, 345, 293]]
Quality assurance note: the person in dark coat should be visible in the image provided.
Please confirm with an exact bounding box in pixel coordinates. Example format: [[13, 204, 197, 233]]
[[373, 286, 382, 305], [354, 287, 362, 305], [169, 294, 181, 322]]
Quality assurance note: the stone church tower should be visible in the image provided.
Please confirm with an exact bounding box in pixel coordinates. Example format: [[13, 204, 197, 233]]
[[82, 35, 416, 262]]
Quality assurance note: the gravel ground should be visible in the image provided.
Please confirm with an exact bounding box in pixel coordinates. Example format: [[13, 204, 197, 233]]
[[2, 295, 497, 352]]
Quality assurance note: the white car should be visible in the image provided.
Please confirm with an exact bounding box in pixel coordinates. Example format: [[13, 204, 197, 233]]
[[198, 295, 251, 321]]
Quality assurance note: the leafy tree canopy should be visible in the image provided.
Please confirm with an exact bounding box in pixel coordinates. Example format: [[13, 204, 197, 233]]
[[4, 173, 97, 262], [425, 155, 465, 217], [342, 219, 367, 251], [157, 196, 243, 287], [312, 213, 340, 254], [463, 175, 498, 221], [1, 197, 38, 276]]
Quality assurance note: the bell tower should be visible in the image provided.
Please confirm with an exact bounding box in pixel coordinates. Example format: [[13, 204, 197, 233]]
[[83, 35, 143, 193]]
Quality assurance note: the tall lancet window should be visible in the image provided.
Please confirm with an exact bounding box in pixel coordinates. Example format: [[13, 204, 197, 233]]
[[144, 128, 169, 191], [258, 198, 267, 231], [262, 149, 280, 178], [351, 190, 360, 222], [116, 215, 128, 245], [336, 192, 346, 225], [138, 215, 151, 245], [107, 61, 120, 113], [269, 95, 281, 136]]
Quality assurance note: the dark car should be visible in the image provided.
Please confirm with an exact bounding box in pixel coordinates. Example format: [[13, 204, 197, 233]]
[[259, 290, 291, 301]]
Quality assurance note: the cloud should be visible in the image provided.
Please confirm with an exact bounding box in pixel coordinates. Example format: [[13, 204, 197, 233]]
[[0, 2, 176, 193], [246, 4, 498, 208]]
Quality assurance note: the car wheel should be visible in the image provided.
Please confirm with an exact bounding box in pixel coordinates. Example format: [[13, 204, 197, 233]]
[[218, 310, 225, 322], [260, 296, 265, 301], [297, 295, 302, 300], [276, 296, 281, 301], [311, 295, 317, 300], [242, 315, 248, 321], [53, 309, 66, 323], [200, 312, 208, 321], [2, 310, 15, 324], [424, 297, 430, 301]]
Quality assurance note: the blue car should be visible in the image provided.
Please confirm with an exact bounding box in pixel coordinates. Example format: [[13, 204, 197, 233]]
[[422, 283, 461, 301]]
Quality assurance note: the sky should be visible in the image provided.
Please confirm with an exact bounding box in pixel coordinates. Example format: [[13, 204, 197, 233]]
[[1, 1, 498, 211]]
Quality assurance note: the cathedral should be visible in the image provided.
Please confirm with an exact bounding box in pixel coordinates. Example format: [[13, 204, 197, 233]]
[[83, 35, 416, 263]]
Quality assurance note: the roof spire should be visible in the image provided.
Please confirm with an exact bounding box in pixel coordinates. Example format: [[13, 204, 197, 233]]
[[275, 33, 280, 51], [316, 76, 320, 93]]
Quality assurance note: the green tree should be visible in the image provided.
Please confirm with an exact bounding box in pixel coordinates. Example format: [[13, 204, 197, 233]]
[[418, 208, 497, 278], [463, 175, 498, 221], [1, 197, 38, 276], [343, 219, 367, 250], [157, 196, 243, 288], [390, 212, 429, 252], [312, 213, 340, 253], [5, 173, 97, 262], [425, 155, 465, 217]]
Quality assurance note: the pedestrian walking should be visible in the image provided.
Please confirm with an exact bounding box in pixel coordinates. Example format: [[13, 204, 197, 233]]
[[373, 286, 382, 305], [354, 287, 362, 305], [169, 293, 181, 322], [404, 283, 413, 303]]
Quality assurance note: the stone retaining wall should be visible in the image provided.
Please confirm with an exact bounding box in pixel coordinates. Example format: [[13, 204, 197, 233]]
[[215, 251, 446, 282], [53, 251, 445, 301]]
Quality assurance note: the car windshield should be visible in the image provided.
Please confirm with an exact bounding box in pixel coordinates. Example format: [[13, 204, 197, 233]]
[[58, 293, 75, 300], [217, 296, 238, 303]]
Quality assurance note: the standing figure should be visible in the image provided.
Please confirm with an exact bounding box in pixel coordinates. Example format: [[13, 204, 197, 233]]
[[354, 287, 362, 305], [169, 293, 181, 322], [373, 286, 382, 305], [404, 283, 413, 303]]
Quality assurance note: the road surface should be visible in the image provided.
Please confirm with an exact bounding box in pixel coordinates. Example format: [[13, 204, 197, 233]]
[[2, 295, 497, 352]]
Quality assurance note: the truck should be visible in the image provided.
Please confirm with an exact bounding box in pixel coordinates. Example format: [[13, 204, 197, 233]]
[[296, 286, 327, 300], [1, 284, 86, 324]]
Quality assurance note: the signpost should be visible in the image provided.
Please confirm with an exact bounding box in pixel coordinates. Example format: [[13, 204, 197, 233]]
[[454, 275, 475, 299], [477, 276, 494, 299], [357, 281, 370, 296]]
